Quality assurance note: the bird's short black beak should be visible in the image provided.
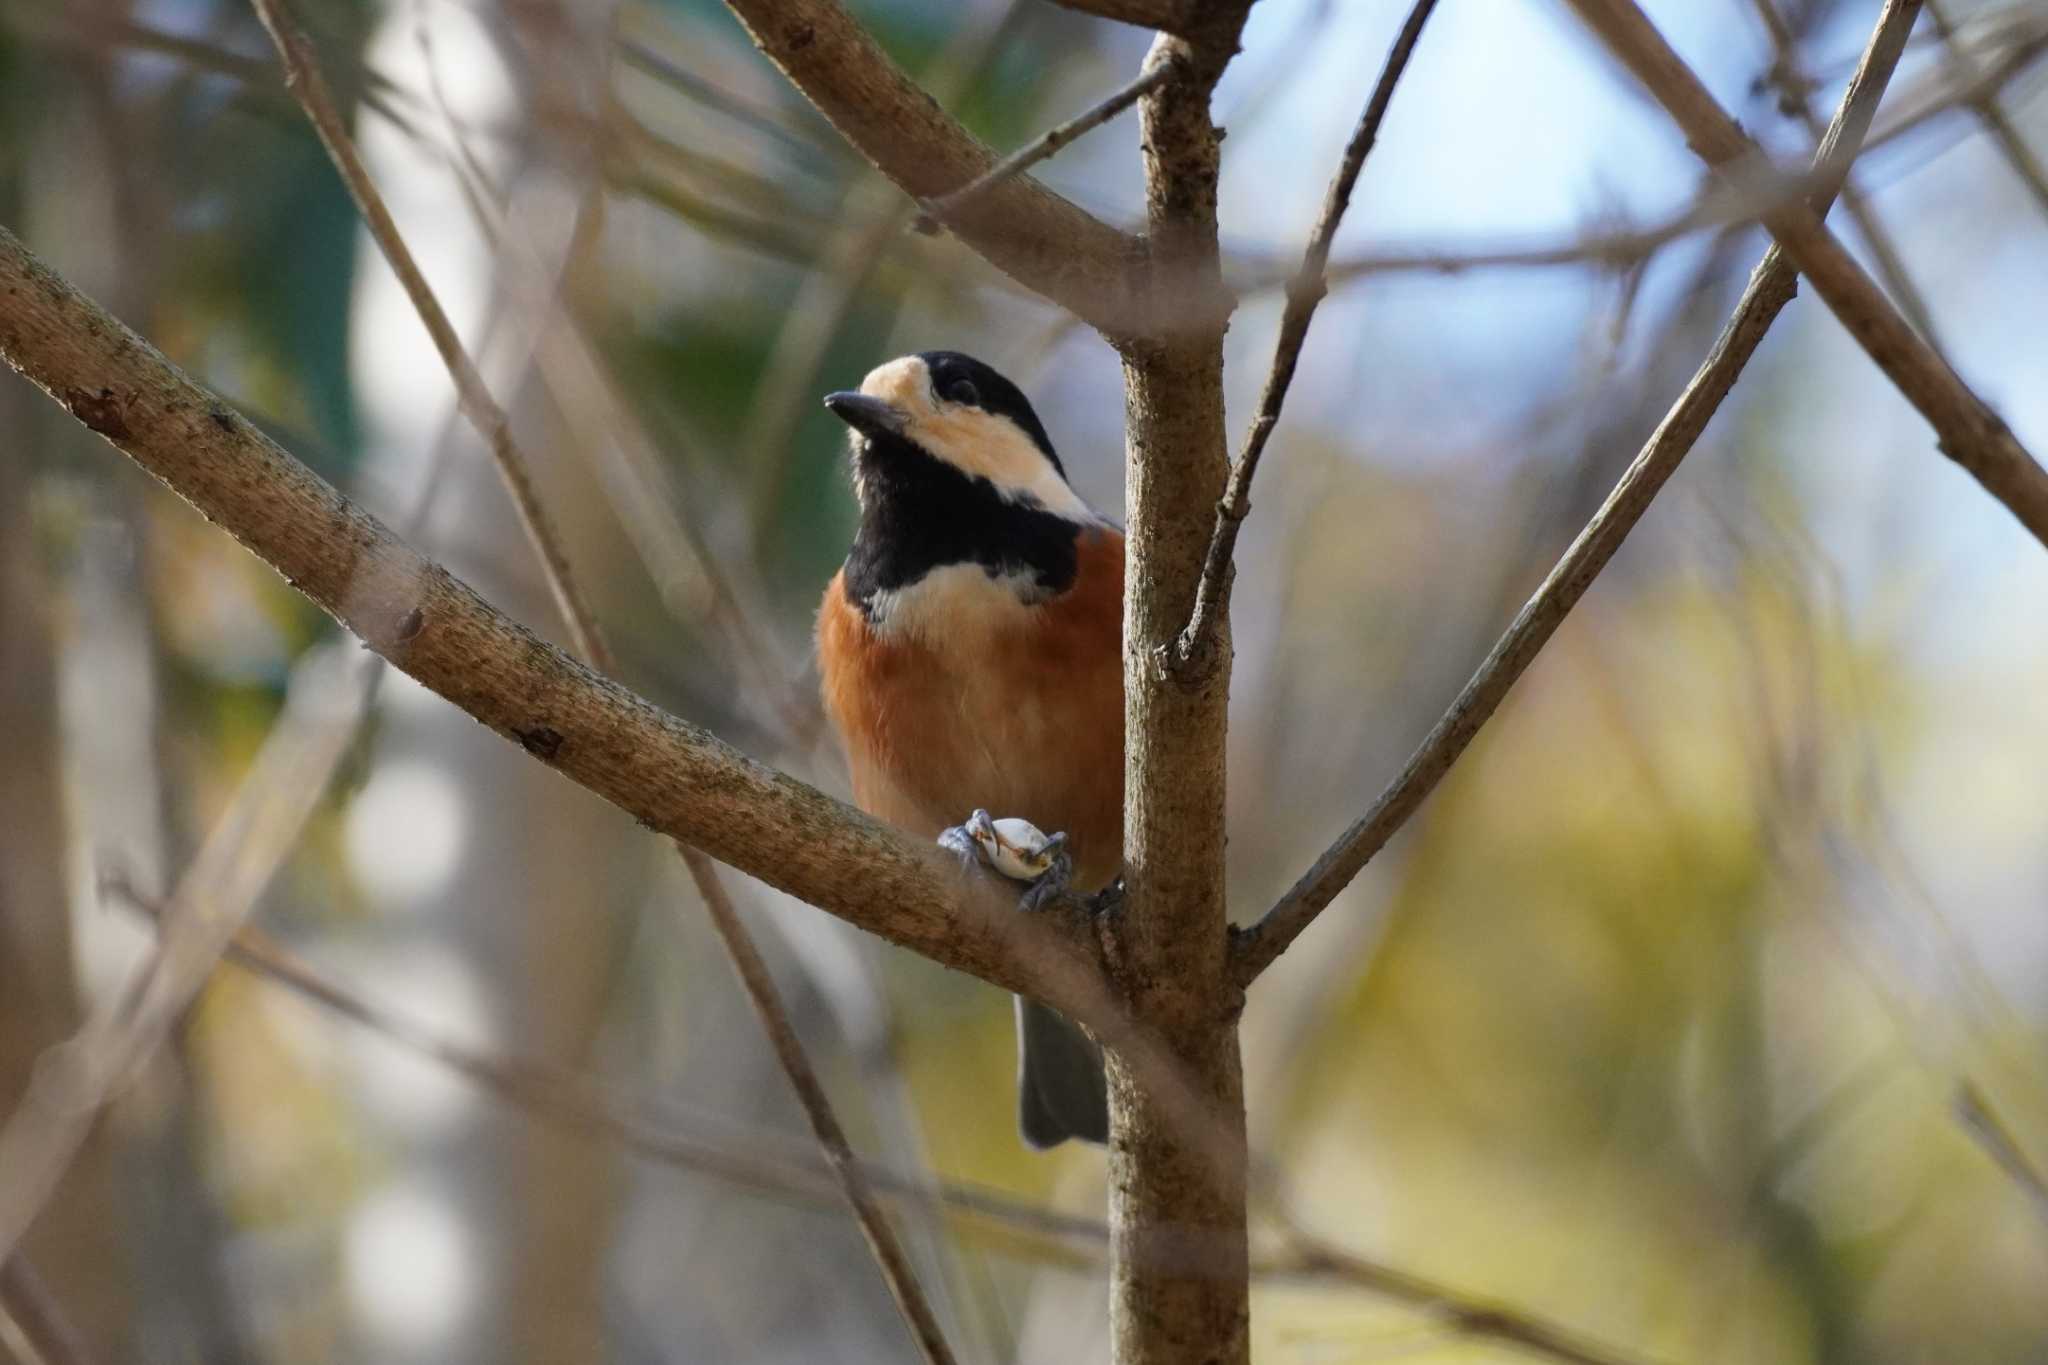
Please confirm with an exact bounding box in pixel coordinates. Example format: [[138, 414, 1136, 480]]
[[823, 391, 906, 439]]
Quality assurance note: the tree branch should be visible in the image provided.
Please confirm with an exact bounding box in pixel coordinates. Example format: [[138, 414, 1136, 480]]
[[123, 884, 1667, 1365], [249, 0, 609, 668], [0, 220, 1106, 1031], [686, 865, 957, 1365], [1232, 0, 1925, 986], [916, 62, 1173, 229], [0, 1256, 98, 1365], [1110, 7, 1257, 1361], [716, 0, 1142, 331], [1747, 0, 1940, 342], [1169, 0, 1441, 685], [1926, 0, 2048, 221], [1560, 0, 2048, 548], [247, 7, 955, 1353]]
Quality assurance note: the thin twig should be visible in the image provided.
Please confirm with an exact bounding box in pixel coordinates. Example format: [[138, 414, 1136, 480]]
[[686, 863, 956, 1364], [717, 0, 1142, 331], [1926, 0, 2048, 219], [0, 1257, 97, 1365], [1269, 1235, 1664, 1365], [1748, 0, 1942, 342], [1560, 0, 2048, 546], [1168, 0, 1441, 684], [249, 0, 608, 668], [917, 62, 1173, 228], [1956, 1082, 2048, 1228], [98, 883, 1655, 1365], [1233, 0, 1925, 986], [245, 6, 956, 1355], [0, 645, 378, 1266]]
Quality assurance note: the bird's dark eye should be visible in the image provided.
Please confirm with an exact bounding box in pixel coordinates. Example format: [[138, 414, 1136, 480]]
[[943, 377, 980, 407]]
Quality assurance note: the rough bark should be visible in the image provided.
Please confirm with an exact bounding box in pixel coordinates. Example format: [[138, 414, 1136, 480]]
[[0, 223, 1109, 1020], [1105, 11, 1254, 1362], [717, 0, 1141, 331]]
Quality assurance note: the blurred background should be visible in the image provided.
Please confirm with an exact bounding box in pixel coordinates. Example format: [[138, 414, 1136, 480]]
[[2, 0, 2046, 1360]]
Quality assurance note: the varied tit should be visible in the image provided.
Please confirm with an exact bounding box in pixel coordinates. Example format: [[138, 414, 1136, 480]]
[[816, 351, 1123, 1149]]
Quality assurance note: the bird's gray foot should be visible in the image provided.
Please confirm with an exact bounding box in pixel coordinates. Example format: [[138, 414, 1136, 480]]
[[937, 813, 1072, 911], [937, 808, 999, 874]]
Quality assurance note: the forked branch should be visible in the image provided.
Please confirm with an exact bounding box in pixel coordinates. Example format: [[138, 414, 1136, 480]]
[[1169, 0, 1442, 685], [717, 0, 1142, 330], [1232, 0, 1926, 985], [1561, 0, 2048, 547]]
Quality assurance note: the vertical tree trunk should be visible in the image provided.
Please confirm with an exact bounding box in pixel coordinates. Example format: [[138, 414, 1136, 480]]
[[1109, 11, 1254, 1361]]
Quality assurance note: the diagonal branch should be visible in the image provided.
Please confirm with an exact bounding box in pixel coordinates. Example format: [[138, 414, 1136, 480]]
[[1925, 0, 2048, 220], [3, 202, 1138, 1313], [124, 885, 1670, 1365], [1168, 0, 1442, 686], [1232, 0, 1925, 987], [717, 0, 1142, 332], [1560, 0, 2048, 548], [687, 865, 955, 1363], [0, 1256, 97, 1365], [250, 0, 608, 668], [917, 62, 1173, 228], [247, 5, 954, 1354], [1747, 0, 1940, 341]]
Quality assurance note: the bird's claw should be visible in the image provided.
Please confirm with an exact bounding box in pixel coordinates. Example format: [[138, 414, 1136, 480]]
[[1016, 841, 1073, 914], [937, 811, 1072, 911], [937, 808, 999, 873]]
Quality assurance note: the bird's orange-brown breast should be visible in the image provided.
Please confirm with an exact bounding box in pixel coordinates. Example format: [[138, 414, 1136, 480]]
[[818, 524, 1125, 889]]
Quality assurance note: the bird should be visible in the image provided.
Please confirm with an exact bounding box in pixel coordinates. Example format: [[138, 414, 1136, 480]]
[[815, 350, 1122, 1149]]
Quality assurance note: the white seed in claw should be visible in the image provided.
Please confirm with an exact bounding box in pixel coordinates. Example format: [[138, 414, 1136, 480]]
[[972, 817, 1061, 881]]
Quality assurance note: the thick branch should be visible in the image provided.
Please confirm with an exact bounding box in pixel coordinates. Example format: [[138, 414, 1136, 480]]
[[1562, 0, 2048, 548], [1233, 0, 1924, 986], [716, 0, 1141, 331], [1110, 9, 1256, 1363], [1170, 0, 1441, 684], [0, 222, 1102, 1012]]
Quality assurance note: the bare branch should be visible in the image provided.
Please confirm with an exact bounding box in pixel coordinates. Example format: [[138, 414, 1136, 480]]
[[683, 863, 958, 1364], [1561, 0, 2048, 547], [0, 1257, 98, 1365], [249, 0, 609, 667], [1269, 1235, 1666, 1365], [1111, 7, 1259, 1358], [1956, 1082, 2048, 1228], [1748, 0, 1941, 341], [1926, 0, 2048, 219], [1233, 0, 1925, 986], [1169, 0, 1441, 685], [109, 880, 1668, 1365], [0, 645, 378, 1267], [716, 0, 1142, 331], [0, 218, 1107, 1066], [247, 7, 959, 1348], [917, 62, 1173, 228]]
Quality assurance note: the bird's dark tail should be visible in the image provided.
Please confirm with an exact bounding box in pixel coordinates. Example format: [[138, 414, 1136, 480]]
[[1015, 995, 1109, 1148]]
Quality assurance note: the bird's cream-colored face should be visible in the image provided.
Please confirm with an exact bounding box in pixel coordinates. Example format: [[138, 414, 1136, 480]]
[[854, 355, 1092, 522]]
